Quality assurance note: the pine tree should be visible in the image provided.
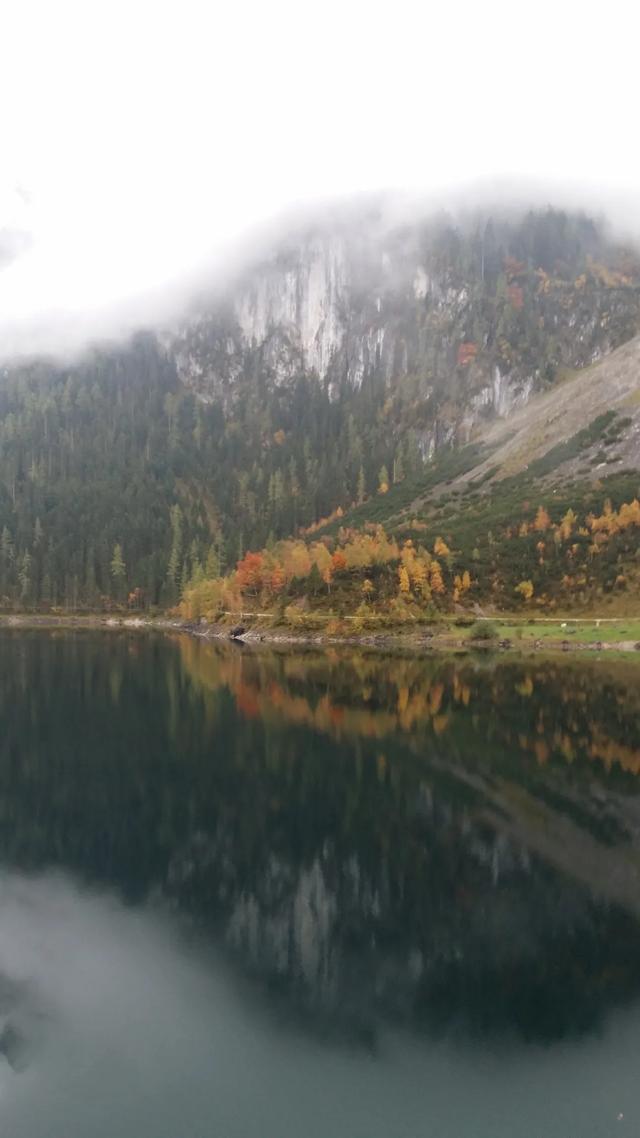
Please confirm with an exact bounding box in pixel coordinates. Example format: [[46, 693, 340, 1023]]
[[0, 527, 14, 595], [306, 562, 323, 597], [205, 545, 220, 579], [110, 544, 127, 599], [165, 504, 184, 599], [18, 552, 31, 604], [357, 465, 366, 505], [84, 545, 98, 604]]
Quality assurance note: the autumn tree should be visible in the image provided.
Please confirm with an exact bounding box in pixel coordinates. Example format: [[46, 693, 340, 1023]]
[[270, 563, 286, 594], [429, 559, 445, 595], [236, 551, 264, 595], [453, 569, 472, 602], [515, 579, 534, 601], [559, 508, 577, 541], [534, 505, 551, 532]]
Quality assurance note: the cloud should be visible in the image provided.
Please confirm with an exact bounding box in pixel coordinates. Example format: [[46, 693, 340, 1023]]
[[0, 0, 638, 361]]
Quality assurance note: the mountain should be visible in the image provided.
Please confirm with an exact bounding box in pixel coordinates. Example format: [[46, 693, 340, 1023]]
[[2, 203, 640, 611], [170, 206, 640, 444]]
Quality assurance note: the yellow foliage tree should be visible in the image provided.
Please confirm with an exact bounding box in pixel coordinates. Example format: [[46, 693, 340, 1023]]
[[515, 579, 534, 601], [454, 569, 472, 596], [429, 559, 445, 595], [559, 508, 577, 541], [410, 557, 430, 599], [534, 506, 550, 532], [433, 536, 451, 558], [398, 565, 410, 595]]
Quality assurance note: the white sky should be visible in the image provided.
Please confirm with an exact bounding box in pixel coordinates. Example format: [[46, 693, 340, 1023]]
[[1, 0, 639, 358]]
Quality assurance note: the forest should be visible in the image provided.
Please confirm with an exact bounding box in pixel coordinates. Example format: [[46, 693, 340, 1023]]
[[1, 208, 640, 612], [180, 481, 640, 625]]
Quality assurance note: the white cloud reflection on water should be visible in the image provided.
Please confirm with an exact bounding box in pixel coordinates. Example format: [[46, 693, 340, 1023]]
[[0, 870, 635, 1138]]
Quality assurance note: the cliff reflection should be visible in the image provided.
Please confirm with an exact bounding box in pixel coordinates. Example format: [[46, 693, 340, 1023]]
[[2, 630, 640, 1045]]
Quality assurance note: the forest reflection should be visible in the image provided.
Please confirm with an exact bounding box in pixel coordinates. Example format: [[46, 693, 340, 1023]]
[[178, 636, 640, 777], [2, 630, 640, 1047]]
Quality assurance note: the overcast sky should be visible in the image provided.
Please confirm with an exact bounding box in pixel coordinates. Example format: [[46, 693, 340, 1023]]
[[1, 0, 638, 358]]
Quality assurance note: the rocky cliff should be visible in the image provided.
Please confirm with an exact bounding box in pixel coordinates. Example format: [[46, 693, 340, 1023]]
[[169, 206, 640, 451], [2, 203, 640, 608]]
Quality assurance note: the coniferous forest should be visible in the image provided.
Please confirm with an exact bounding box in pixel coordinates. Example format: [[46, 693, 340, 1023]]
[[0, 333, 415, 608], [1, 208, 640, 613]]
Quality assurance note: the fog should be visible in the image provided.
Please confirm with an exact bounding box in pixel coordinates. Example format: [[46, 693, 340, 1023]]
[[0, 871, 636, 1137], [2, 180, 640, 366], [1, 0, 639, 362]]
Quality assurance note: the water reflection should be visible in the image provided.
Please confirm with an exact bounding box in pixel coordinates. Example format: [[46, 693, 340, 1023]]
[[1, 631, 640, 1052], [0, 871, 636, 1138]]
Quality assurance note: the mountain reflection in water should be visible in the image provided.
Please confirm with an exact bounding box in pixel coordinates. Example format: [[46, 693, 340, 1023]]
[[3, 630, 640, 1135], [1, 630, 640, 1054]]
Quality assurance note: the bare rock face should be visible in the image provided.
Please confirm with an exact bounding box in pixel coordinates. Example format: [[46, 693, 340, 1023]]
[[166, 206, 640, 445]]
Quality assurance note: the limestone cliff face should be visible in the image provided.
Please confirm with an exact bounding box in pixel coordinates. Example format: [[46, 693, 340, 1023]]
[[167, 208, 640, 448]]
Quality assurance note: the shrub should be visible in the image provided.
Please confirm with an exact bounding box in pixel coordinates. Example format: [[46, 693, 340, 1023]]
[[468, 620, 499, 641]]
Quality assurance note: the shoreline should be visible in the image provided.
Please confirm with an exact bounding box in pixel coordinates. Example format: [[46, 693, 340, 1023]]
[[2, 612, 640, 656]]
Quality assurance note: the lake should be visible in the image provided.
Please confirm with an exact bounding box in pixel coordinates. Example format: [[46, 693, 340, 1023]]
[[0, 630, 639, 1136]]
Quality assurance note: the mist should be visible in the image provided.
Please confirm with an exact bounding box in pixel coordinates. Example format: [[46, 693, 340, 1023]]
[[0, 870, 635, 1137], [2, 180, 640, 367], [1, 0, 639, 363]]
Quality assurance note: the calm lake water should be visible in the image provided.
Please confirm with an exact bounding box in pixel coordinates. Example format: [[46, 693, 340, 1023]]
[[1, 630, 640, 1136]]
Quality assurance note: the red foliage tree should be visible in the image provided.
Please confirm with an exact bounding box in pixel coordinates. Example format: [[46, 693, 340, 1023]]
[[236, 551, 264, 594], [331, 551, 347, 573]]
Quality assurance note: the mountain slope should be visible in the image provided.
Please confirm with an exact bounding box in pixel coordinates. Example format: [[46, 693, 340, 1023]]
[[458, 332, 640, 486], [293, 333, 640, 543], [2, 203, 640, 612], [182, 336, 640, 621]]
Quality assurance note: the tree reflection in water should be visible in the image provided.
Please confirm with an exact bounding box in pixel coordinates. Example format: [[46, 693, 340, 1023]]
[[2, 629, 640, 1045]]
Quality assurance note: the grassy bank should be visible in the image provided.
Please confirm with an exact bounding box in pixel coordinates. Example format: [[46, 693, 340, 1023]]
[[2, 611, 639, 656], [476, 617, 640, 645], [189, 612, 640, 655]]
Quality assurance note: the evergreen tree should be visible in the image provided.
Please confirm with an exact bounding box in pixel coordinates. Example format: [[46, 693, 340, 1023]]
[[357, 465, 366, 504], [18, 552, 31, 605], [110, 543, 127, 599], [165, 505, 184, 601]]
